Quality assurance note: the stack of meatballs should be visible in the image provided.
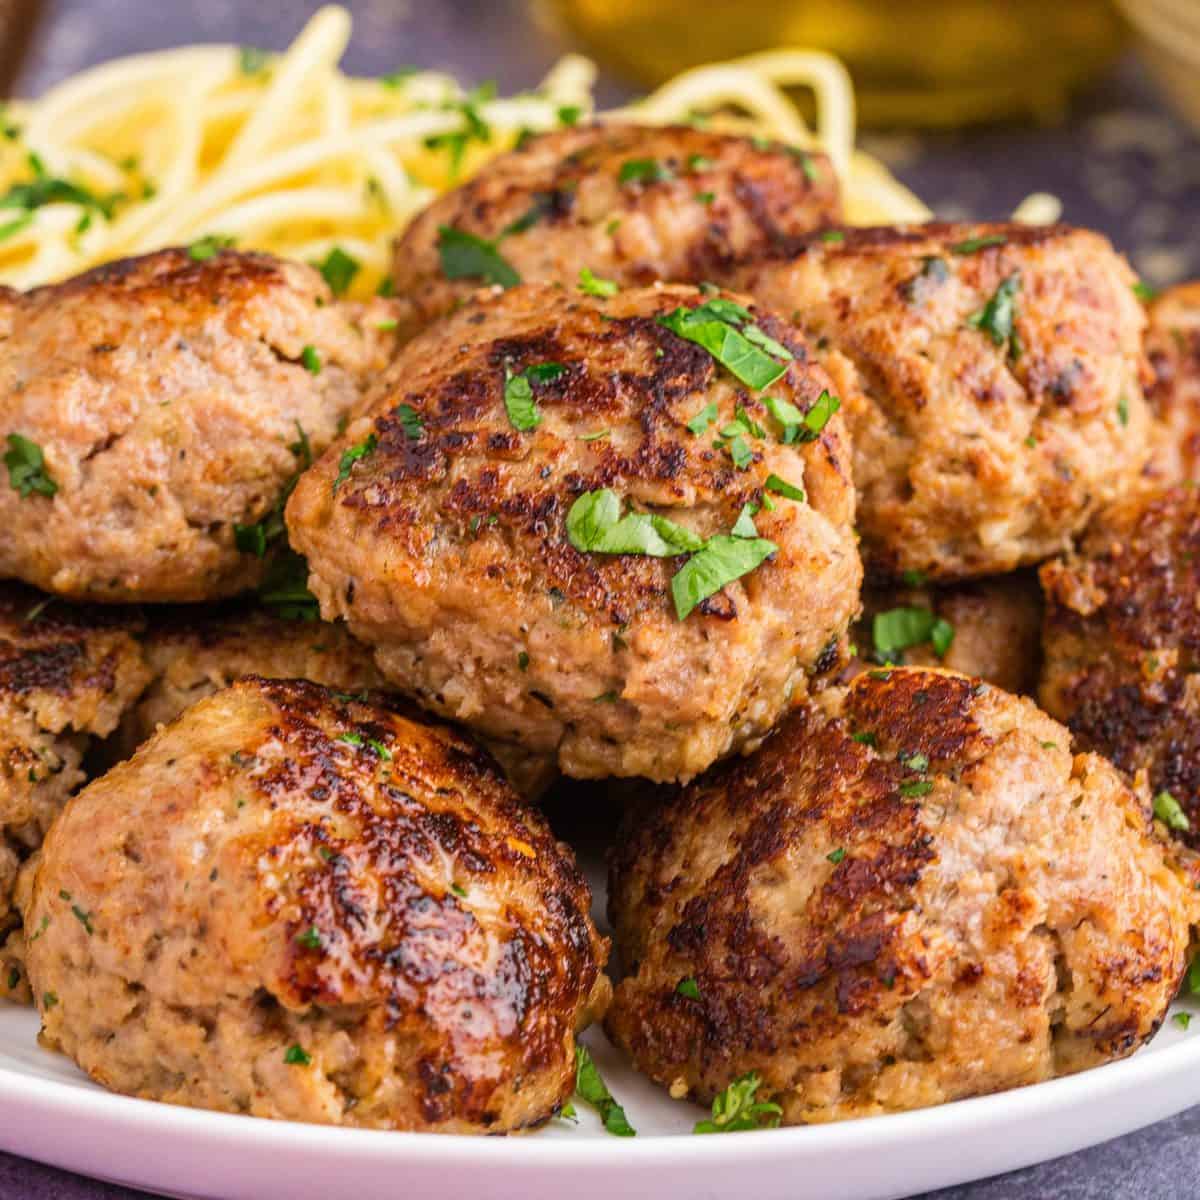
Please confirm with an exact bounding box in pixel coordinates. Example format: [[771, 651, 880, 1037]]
[[1, 121, 1198, 1135]]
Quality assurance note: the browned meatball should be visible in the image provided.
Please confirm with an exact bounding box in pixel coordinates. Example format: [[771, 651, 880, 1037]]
[[1040, 485, 1200, 842], [730, 223, 1150, 580], [115, 602, 556, 800], [850, 572, 1043, 694], [0, 584, 149, 1002], [607, 668, 1194, 1123], [391, 123, 839, 333], [286, 283, 861, 782], [24, 677, 609, 1131], [0, 248, 400, 602], [1143, 282, 1200, 486]]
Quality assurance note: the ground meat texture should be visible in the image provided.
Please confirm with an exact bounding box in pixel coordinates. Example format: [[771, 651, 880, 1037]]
[[0, 583, 149, 994], [390, 123, 839, 334], [1143, 282, 1200, 486], [606, 667, 1194, 1123], [115, 603, 556, 800], [1040, 485, 1200, 844], [0, 248, 400, 602], [848, 572, 1043, 694], [730, 223, 1150, 581], [285, 283, 861, 783], [24, 677, 610, 1131]]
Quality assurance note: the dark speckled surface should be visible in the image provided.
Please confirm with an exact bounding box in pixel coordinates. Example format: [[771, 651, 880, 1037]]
[[1, 3, 1198, 1197]]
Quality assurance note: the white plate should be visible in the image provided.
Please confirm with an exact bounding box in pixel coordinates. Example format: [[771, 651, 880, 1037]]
[[2, 822, 1198, 1200]]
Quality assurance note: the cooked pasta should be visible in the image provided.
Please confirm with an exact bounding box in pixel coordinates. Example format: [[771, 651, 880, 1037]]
[[0, 4, 1013, 296]]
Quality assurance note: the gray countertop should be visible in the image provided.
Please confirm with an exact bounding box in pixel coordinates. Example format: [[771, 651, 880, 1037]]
[[2, 2, 1198, 1197]]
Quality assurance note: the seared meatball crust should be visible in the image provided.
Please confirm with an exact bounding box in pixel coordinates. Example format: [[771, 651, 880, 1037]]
[[0, 584, 149, 999], [607, 668, 1193, 1123], [1040, 485, 1200, 843], [391, 123, 840, 333], [0, 248, 400, 602], [731, 223, 1150, 581], [116, 602, 555, 800], [286, 283, 861, 782], [1143, 282, 1200, 486], [850, 572, 1043, 694], [25, 677, 609, 1132]]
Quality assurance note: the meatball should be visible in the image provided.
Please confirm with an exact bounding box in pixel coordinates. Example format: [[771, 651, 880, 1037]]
[[116, 602, 556, 799], [1040, 484, 1200, 842], [1143, 282, 1200, 486], [24, 676, 609, 1131], [850, 572, 1043, 694], [391, 123, 839, 333], [0, 584, 149, 998], [286, 283, 861, 782], [0, 248, 400, 602], [607, 667, 1194, 1123], [730, 223, 1150, 580]]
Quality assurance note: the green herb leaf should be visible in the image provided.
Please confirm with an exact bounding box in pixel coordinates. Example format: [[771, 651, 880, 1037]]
[[900, 779, 934, 797], [233, 522, 268, 558], [727, 434, 754, 469], [381, 67, 419, 88], [557, 104, 582, 126], [186, 234, 236, 261], [852, 730, 877, 746], [579, 266, 619, 297], [284, 1044, 312, 1066], [300, 344, 321, 375], [395, 403, 424, 439], [967, 273, 1020, 352], [742, 324, 793, 362], [436, 225, 520, 288], [872, 606, 955, 662], [901, 751, 930, 772], [765, 474, 806, 502], [694, 1072, 782, 1134], [731, 504, 759, 538], [1154, 790, 1190, 832], [656, 303, 788, 391], [295, 926, 322, 949], [579, 428, 610, 442], [1175, 1012, 1192, 1030], [618, 158, 673, 186], [930, 618, 955, 658], [333, 433, 378, 492], [827, 847, 846, 864], [256, 550, 320, 621], [671, 534, 777, 620], [4, 433, 56, 498], [1132, 280, 1157, 303], [763, 389, 839, 444], [676, 977, 701, 1000], [820, 229, 845, 243], [238, 46, 269, 75], [687, 402, 719, 435], [503, 362, 563, 432], [0, 212, 31, 243], [951, 234, 1007, 255], [574, 1045, 636, 1136], [1117, 395, 1130, 427], [315, 246, 360, 296], [566, 489, 704, 557]]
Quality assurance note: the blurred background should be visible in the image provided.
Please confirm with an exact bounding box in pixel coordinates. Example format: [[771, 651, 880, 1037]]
[[0, 0, 1197, 284]]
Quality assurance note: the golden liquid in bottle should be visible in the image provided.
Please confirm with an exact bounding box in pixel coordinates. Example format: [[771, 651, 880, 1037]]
[[548, 0, 1125, 127]]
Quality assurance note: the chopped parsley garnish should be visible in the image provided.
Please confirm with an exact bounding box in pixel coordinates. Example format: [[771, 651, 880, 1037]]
[[376, 275, 395, 297], [338, 732, 364, 747], [852, 730, 877, 747], [687, 154, 712, 172], [900, 779, 934, 797], [671, 534, 776, 620], [238, 46, 269, 75], [395, 403, 424, 439], [763, 389, 840, 444], [300, 345, 321, 374], [901, 751, 930, 772], [657, 300, 789, 391], [820, 229, 845, 243], [42, 991, 58, 1009], [1117, 395, 1130, 427], [233, 522, 268, 558], [951, 234, 1007, 255], [579, 266, 619, 297], [436, 225, 520, 288], [793, 150, 820, 182], [566, 489, 704, 557], [375, 317, 399, 332], [1153, 790, 1190, 832], [381, 67, 419, 88], [618, 158, 673, 186], [1132, 280, 1157, 303], [873, 607, 955, 663], [451, 882, 468, 897], [686, 402, 719, 436], [727, 435, 753, 469], [517, 651, 530, 671], [0, 212, 31, 243], [333, 434, 378, 492], [694, 1072, 782, 1134], [557, 104, 582, 126], [593, 690, 619, 703], [186, 234, 235, 261], [5, 434, 56, 499], [676, 977, 701, 1000], [765, 474, 805, 502], [6, 966, 18, 990], [284, 1044, 312, 1066], [901, 569, 928, 587], [827, 847, 846, 864], [315, 246, 360, 296], [0, 154, 120, 221], [504, 362, 565, 432], [71, 904, 93, 934], [1175, 1012, 1192, 1030], [579, 429, 610, 442], [695, 191, 715, 205], [290, 421, 313, 468], [731, 504, 759, 538], [967, 273, 1021, 356], [574, 1045, 635, 1136], [424, 82, 495, 176], [295, 926, 322, 949]]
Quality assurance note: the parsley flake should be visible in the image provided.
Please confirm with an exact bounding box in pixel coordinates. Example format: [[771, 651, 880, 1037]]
[[300, 344, 321, 375], [186, 234, 235, 261], [951, 234, 1007, 255], [436, 225, 520, 288], [694, 1072, 782, 1134], [1154, 790, 1190, 832], [657, 301, 788, 391], [5, 434, 56, 498], [765, 474, 805, 502], [566, 489, 704, 558], [618, 158, 673, 186], [504, 362, 564, 432], [827, 847, 846, 864], [873, 607, 955, 663], [333, 434, 378, 492], [295, 926, 322, 950], [579, 266, 619, 297], [315, 246, 360, 297], [671, 534, 777, 620], [284, 1044, 312, 1066], [574, 1045, 636, 1136], [686, 402, 719, 435], [967, 273, 1021, 355], [676, 977, 701, 1000]]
